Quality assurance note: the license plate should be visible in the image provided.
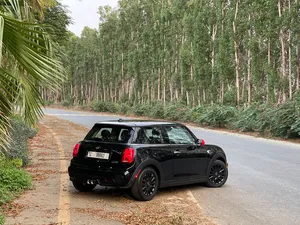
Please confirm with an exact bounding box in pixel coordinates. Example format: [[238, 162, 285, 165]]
[[87, 151, 110, 160]]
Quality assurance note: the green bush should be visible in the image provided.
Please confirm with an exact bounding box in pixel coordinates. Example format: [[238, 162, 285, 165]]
[[0, 162, 32, 193], [133, 104, 150, 116], [0, 160, 32, 224], [235, 104, 261, 132], [62, 99, 73, 107], [0, 213, 5, 225], [118, 103, 131, 115], [269, 102, 299, 138], [148, 103, 164, 118], [164, 104, 182, 121], [188, 105, 207, 122], [197, 104, 238, 128], [291, 117, 300, 135], [70, 100, 300, 139], [0, 118, 37, 166], [91, 101, 117, 113], [0, 118, 34, 223], [43, 100, 54, 106]]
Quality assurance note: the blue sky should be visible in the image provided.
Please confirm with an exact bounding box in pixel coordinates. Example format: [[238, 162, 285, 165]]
[[59, 0, 119, 36]]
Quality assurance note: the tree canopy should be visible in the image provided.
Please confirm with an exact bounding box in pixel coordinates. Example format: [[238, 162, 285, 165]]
[[54, 0, 300, 108]]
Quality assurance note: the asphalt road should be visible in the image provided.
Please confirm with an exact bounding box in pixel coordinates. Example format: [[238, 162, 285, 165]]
[[45, 108, 300, 225]]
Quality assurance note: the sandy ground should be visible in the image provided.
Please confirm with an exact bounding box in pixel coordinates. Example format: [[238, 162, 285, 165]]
[[3, 116, 217, 225]]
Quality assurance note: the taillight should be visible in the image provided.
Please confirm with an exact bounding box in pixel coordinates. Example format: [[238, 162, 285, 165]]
[[73, 143, 80, 157], [121, 148, 134, 163], [201, 139, 206, 146]]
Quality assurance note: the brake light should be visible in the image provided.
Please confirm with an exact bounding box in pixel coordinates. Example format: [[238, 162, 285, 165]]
[[122, 148, 134, 163], [73, 143, 80, 157]]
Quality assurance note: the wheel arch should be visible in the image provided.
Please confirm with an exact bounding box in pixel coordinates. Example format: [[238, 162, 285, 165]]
[[207, 153, 227, 174], [131, 159, 163, 184]]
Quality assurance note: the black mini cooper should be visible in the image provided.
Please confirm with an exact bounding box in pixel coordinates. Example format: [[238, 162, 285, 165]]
[[68, 120, 228, 201]]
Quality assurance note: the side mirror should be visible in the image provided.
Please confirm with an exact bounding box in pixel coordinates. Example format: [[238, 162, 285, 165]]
[[196, 139, 205, 146]]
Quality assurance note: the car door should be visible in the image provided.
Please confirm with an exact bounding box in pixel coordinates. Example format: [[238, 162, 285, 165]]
[[163, 125, 210, 181], [134, 126, 174, 182]]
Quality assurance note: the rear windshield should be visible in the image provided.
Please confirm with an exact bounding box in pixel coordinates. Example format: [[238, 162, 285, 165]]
[[85, 124, 134, 143]]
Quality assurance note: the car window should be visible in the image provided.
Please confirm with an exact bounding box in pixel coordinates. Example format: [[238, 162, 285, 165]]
[[85, 125, 134, 143], [164, 125, 195, 144], [134, 127, 164, 144]]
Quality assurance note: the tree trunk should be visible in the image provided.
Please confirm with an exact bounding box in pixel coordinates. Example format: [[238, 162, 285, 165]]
[[267, 40, 271, 102], [278, 0, 287, 103], [247, 49, 251, 103], [163, 67, 166, 105], [186, 91, 189, 106], [233, 0, 240, 104], [296, 45, 300, 90], [288, 0, 292, 100], [158, 67, 161, 101]]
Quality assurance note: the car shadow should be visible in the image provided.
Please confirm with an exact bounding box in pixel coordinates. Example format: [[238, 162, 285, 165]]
[[69, 183, 208, 201]]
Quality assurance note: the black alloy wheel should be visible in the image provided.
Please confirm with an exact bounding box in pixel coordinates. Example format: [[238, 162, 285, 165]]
[[131, 167, 159, 201], [206, 160, 228, 187]]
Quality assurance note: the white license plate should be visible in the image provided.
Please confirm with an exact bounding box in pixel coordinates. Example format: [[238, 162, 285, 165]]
[[87, 151, 110, 160]]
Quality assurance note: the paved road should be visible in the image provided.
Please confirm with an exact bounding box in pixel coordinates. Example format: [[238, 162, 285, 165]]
[[45, 108, 300, 225]]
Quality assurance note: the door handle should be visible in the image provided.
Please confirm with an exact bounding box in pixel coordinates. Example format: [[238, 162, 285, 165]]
[[174, 150, 181, 154]]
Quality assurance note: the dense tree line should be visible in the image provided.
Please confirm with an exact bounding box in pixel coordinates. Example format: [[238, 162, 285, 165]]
[[51, 0, 300, 107]]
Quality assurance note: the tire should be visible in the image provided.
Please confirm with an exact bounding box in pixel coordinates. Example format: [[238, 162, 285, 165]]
[[72, 180, 96, 192], [206, 160, 228, 187], [131, 167, 159, 201]]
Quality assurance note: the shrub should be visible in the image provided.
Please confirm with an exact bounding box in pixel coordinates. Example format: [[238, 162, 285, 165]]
[[118, 103, 131, 115], [43, 100, 54, 106], [253, 104, 274, 134], [91, 101, 117, 113], [189, 105, 207, 122], [269, 102, 299, 138], [133, 104, 150, 116], [291, 117, 300, 135], [164, 104, 182, 121], [0, 162, 32, 192], [0, 156, 32, 221], [197, 105, 238, 128], [148, 103, 164, 118], [0, 213, 4, 225], [235, 104, 261, 132], [1, 118, 37, 166], [62, 99, 73, 107], [0, 118, 34, 223]]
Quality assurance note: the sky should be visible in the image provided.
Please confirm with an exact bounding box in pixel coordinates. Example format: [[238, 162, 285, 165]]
[[59, 0, 119, 36]]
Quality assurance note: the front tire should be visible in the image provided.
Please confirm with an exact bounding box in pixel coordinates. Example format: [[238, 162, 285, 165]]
[[206, 160, 228, 187], [72, 180, 96, 192], [131, 167, 159, 201]]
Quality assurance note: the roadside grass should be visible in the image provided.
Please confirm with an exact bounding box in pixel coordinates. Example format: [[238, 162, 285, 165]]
[[0, 118, 35, 224]]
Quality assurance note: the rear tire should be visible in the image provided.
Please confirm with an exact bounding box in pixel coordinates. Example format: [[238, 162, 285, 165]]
[[206, 160, 228, 187], [72, 180, 96, 192], [131, 167, 159, 201]]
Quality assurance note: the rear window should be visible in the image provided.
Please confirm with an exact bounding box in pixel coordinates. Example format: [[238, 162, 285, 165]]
[[85, 125, 134, 143]]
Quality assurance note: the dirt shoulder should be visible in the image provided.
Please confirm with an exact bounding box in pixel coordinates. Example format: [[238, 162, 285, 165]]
[[4, 116, 216, 225]]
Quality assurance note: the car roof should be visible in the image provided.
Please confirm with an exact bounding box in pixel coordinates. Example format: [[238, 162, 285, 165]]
[[95, 119, 183, 127]]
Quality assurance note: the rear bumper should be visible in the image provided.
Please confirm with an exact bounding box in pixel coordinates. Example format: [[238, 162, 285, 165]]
[[68, 164, 135, 188]]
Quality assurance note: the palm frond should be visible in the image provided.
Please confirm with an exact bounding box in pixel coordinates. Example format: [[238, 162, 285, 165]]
[[0, 68, 19, 152], [1, 14, 64, 124]]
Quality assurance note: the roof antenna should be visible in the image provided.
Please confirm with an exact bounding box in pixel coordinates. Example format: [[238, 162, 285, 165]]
[[118, 118, 123, 122]]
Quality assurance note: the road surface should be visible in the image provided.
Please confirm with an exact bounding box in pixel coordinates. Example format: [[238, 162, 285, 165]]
[[45, 108, 300, 225]]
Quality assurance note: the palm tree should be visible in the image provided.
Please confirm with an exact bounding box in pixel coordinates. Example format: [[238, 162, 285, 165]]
[[0, 0, 64, 151]]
